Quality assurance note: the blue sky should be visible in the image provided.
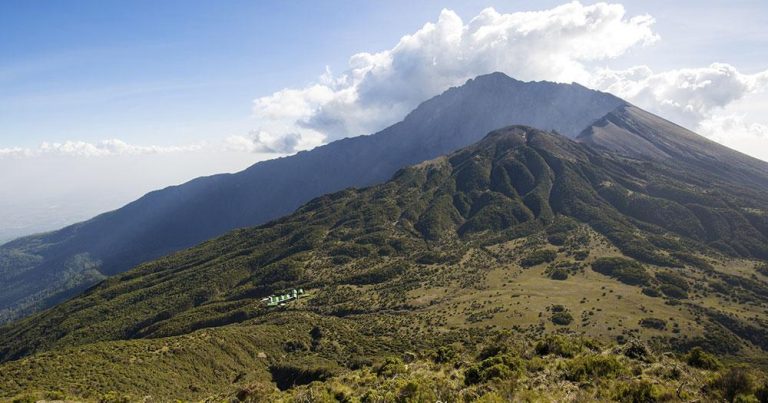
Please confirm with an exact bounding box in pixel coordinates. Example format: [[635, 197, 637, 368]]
[[1, 1, 768, 241], [3, 0, 766, 147]]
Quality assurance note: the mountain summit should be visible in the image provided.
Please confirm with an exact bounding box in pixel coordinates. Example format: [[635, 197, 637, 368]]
[[0, 73, 627, 323]]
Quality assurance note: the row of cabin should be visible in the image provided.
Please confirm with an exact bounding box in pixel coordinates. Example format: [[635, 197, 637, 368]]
[[262, 288, 304, 306]]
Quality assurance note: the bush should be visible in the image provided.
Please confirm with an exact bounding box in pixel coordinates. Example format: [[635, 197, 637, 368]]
[[549, 268, 568, 280], [639, 317, 667, 330], [710, 367, 755, 402], [269, 364, 336, 391], [551, 311, 573, 326], [377, 357, 407, 378], [622, 340, 654, 362], [433, 345, 457, 364], [660, 284, 689, 299], [614, 380, 661, 403], [521, 250, 557, 267], [397, 379, 439, 402], [464, 354, 521, 385], [534, 335, 583, 358], [562, 354, 625, 382], [686, 347, 722, 370], [573, 250, 590, 261], [754, 381, 768, 403], [592, 257, 651, 286], [547, 233, 568, 246], [642, 287, 661, 297], [656, 271, 690, 290]]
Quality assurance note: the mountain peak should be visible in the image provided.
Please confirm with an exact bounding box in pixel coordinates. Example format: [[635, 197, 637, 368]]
[[465, 71, 520, 85]]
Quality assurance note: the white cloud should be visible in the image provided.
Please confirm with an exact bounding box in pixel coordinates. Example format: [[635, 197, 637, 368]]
[[250, 2, 658, 149], [225, 131, 313, 154], [244, 2, 768, 162], [0, 147, 32, 158], [0, 139, 205, 158], [697, 114, 768, 161], [592, 63, 768, 129]]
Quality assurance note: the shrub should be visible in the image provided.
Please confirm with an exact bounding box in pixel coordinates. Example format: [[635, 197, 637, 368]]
[[672, 252, 715, 271], [660, 284, 688, 299], [521, 250, 557, 267], [614, 380, 660, 402], [396, 378, 439, 403], [592, 257, 651, 286], [549, 268, 568, 280], [269, 364, 336, 391], [656, 271, 690, 291], [547, 233, 568, 246], [710, 367, 755, 402], [754, 381, 768, 402], [551, 311, 573, 326], [464, 354, 521, 385], [534, 335, 583, 358], [622, 340, 654, 362], [686, 347, 722, 370], [283, 339, 310, 353], [573, 250, 590, 261], [562, 354, 625, 382], [642, 287, 661, 297], [639, 317, 667, 330], [377, 357, 407, 378], [551, 304, 566, 313], [433, 345, 457, 364]]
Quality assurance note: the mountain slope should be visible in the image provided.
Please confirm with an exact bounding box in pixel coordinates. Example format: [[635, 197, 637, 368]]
[[0, 73, 627, 323], [578, 105, 768, 187], [3, 126, 767, 368]]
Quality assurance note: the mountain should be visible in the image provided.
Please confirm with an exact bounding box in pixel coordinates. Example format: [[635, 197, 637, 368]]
[[2, 126, 768, 400], [579, 104, 768, 188], [0, 73, 628, 323]]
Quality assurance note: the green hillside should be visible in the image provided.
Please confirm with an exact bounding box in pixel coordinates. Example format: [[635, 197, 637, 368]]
[[2, 126, 768, 401]]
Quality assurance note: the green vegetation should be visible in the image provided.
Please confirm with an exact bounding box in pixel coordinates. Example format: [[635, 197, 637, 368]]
[[2, 127, 768, 400], [3, 326, 764, 402], [520, 249, 557, 267], [591, 257, 651, 285], [561, 353, 626, 382], [534, 335, 588, 358], [639, 317, 667, 330], [686, 347, 722, 370]]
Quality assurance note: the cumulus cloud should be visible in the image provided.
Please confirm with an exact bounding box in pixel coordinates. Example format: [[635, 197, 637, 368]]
[[699, 114, 768, 141], [697, 114, 768, 161], [0, 139, 205, 158], [249, 2, 659, 150], [225, 131, 308, 154], [592, 63, 768, 129]]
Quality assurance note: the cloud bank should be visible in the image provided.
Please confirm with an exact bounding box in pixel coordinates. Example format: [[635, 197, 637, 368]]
[[594, 63, 768, 131], [6, 2, 767, 161], [241, 2, 768, 161], [242, 2, 658, 152], [0, 139, 204, 158]]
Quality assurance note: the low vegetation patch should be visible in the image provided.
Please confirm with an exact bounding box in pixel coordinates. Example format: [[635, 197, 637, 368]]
[[562, 354, 626, 382], [591, 257, 651, 286], [639, 317, 667, 330], [685, 347, 722, 370], [520, 249, 556, 267]]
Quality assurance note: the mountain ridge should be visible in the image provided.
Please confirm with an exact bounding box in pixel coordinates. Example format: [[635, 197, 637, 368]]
[[2, 125, 767, 363], [0, 72, 628, 323]]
